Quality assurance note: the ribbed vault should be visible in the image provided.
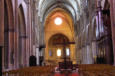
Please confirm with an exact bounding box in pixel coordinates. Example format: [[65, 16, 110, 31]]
[[38, 0, 81, 25]]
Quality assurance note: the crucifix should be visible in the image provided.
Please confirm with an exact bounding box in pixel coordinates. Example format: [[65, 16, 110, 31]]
[[54, 38, 75, 69]]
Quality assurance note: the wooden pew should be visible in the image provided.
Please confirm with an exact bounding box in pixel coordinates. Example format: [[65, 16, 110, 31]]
[[2, 65, 56, 76], [78, 64, 115, 76]]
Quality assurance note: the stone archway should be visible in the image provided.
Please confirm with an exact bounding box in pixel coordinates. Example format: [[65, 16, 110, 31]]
[[101, 1, 114, 64], [17, 5, 26, 68], [46, 34, 70, 65], [43, 7, 76, 65], [92, 0, 114, 64], [4, 0, 14, 69], [37, 0, 81, 66]]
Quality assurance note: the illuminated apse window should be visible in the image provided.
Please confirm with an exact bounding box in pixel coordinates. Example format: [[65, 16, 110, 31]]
[[66, 48, 70, 56], [54, 17, 62, 25], [57, 49, 61, 56]]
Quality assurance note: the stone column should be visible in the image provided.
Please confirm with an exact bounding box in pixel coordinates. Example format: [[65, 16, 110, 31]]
[[82, 47, 86, 64], [105, 37, 113, 64], [14, 0, 18, 69], [8, 29, 15, 70], [110, 0, 115, 65], [0, 46, 2, 74], [25, 0, 30, 67], [6, 1, 14, 70], [85, 46, 88, 64], [0, 0, 4, 46], [92, 41, 97, 63], [0, 0, 4, 70], [86, 45, 90, 64], [25, 0, 32, 58], [35, 48, 39, 65], [70, 44, 74, 61], [20, 36, 28, 67], [41, 21, 45, 65], [26, 0, 32, 56], [77, 49, 80, 64], [30, 4, 33, 56], [82, 47, 84, 64], [80, 49, 84, 64], [87, 44, 93, 64]]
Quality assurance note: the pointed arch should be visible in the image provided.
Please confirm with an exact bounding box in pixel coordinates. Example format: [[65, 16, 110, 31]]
[[4, 0, 14, 69], [17, 4, 26, 68]]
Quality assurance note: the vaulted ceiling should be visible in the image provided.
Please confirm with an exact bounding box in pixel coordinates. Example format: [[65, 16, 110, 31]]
[[37, 0, 82, 25]]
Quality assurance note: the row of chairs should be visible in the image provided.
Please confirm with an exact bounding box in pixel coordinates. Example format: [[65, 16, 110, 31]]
[[78, 64, 115, 76], [2, 65, 55, 76]]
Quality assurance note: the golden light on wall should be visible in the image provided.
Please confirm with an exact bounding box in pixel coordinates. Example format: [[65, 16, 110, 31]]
[[54, 17, 62, 25], [45, 8, 76, 64], [57, 49, 61, 56]]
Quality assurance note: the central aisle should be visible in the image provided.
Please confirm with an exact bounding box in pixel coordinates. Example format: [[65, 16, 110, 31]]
[[54, 73, 79, 76]]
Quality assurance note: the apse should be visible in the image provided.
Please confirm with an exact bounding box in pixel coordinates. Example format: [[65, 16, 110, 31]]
[[44, 8, 76, 65]]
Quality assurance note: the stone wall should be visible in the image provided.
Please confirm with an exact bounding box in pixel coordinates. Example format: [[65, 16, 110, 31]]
[[76, 0, 115, 65], [2, 0, 39, 71], [75, 0, 98, 64]]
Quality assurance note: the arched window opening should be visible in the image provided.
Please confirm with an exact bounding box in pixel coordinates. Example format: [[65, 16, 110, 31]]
[[66, 48, 70, 56], [57, 49, 61, 57]]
